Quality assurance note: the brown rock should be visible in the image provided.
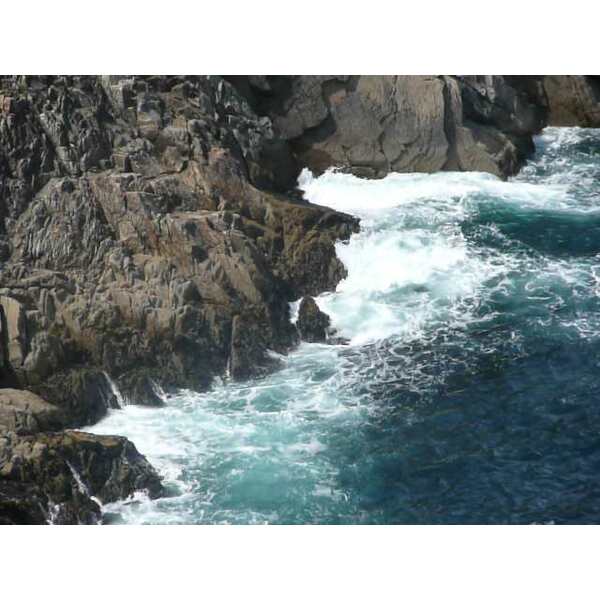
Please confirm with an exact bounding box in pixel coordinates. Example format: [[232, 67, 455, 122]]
[[542, 76, 600, 127], [0, 75, 357, 421]]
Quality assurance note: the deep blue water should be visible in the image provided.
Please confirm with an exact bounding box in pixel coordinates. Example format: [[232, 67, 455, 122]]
[[89, 127, 600, 524]]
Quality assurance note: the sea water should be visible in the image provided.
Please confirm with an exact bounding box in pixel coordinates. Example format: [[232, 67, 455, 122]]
[[88, 127, 600, 524]]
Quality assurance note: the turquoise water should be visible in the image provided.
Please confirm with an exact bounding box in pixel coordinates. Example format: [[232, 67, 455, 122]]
[[88, 127, 600, 524]]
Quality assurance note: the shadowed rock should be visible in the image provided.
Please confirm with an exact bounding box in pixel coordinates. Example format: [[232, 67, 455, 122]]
[[31, 368, 121, 427], [0, 429, 164, 524], [297, 296, 330, 343]]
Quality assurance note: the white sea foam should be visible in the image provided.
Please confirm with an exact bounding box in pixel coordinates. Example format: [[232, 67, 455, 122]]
[[299, 168, 568, 217], [85, 127, 600, 524], [299, 168, 512, 344]]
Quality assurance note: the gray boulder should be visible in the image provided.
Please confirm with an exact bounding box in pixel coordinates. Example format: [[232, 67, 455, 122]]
[[0, 388, 64, 434]]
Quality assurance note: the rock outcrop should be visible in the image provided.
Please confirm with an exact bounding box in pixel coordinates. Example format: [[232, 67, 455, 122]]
[[2, 74, 599, 524], [0, 76, 360, 523], [297, 296, 330, 343], [227, 75, 547, 180], [541, 76, 600, 127], [0, 76, 358, 417], [0, 428, 163, 524], [0, 385, 163, 524]]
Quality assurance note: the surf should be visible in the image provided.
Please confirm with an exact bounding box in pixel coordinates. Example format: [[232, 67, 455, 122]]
[[88, 127, 600, 524]]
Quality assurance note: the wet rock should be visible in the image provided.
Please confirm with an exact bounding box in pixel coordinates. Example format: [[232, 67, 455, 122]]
[[0, 480, 49, 525], [229, 310, 292, 380], [325, 330, 350, 346], [31, 369, 120, 428], [118, 370, 165, 406], [0, 430, 164, 524], [297, 296, 330, 343]]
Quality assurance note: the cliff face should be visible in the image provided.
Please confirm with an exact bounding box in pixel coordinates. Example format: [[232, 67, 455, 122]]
[[227, 75, 548, 180], [227, 75, 600, 181], [1, 74, 598, 523], [541, 76, 600, 126], [0, 75, 361, 523], [0, 75, 358, 422]]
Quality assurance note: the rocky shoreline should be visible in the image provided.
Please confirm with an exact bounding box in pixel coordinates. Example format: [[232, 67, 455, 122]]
[[1, 75, 599, 523]]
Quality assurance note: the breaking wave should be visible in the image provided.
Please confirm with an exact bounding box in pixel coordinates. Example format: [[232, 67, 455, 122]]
[[88, 127, 600, 524]]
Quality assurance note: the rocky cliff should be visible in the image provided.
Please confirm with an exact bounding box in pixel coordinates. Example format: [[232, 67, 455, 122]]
[[227, 75, 600, 179], [227, 75, 550, 179], [0, 75, 358, 416], [1, 74, 597, 523], [541, 76, 600, 126], [0, 75, 361, 522]]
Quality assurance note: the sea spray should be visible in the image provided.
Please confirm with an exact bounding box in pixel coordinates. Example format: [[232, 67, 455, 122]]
[[88, 127, 600, 524]]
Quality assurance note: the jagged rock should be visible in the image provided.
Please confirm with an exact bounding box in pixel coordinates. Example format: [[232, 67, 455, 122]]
[[0, 430, 164, 524], [0, 75, 357, 423], [118, 370, 164, 406], [30, 369, 120, 427], [447, 76, 546, 176], [1, 74, 598, 432], [229, 308, 295, 380], [459, 76, 545, 137], [0, 388, 64, 434], [297, 296, 330, 343]]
